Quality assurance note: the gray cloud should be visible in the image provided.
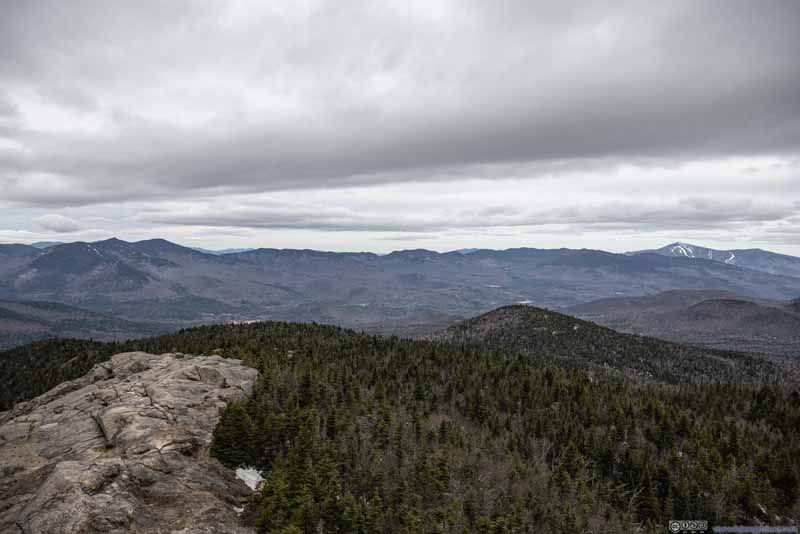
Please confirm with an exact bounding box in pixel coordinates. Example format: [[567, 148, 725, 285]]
[[0, 1, 798, 207], [33, 214, 83, 233], [0, 1, 798, 254], [137, 196, 798, 235], [0, 97, 17, 119]]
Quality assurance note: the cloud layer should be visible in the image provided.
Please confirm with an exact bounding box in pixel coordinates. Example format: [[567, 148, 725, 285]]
[[1, 1, 799, 252], [33, 214, 82, 233]]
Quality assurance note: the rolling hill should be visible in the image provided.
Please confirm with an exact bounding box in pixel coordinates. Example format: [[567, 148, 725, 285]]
[[0, 299, 168, 349], [428, 304, 799, 384], [566, 290, 800, 357]]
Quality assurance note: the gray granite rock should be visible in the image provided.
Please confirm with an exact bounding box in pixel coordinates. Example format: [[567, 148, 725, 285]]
[[0, 352, 259, 534]]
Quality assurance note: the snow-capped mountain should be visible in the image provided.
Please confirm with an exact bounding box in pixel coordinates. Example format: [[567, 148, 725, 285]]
[[628, 242, 800, 278]]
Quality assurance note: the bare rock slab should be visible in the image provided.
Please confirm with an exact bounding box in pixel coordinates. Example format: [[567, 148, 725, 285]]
[[0, 352, 259, 534]]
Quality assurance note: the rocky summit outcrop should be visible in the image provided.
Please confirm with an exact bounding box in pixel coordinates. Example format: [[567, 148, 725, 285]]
[[0, 352, 259, 534]]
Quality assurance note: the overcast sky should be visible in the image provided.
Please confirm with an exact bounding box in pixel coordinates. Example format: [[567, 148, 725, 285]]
[[1, 1, 799, 253]]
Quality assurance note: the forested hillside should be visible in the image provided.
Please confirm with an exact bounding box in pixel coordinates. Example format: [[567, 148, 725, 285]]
[[430, 305, 798, 385], [0, 338, 124, 410], [0, 299, 166, 349], [1, 319, 799, 532]]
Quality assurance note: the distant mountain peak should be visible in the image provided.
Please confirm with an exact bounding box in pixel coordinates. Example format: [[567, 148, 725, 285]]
[[133, 238, 195, 251], [386, 248, 440, 259], [96, 237, 127, 244], [664, 242, 699, 257], [628, 242, 800, 277], [135, 237, 172, 245]]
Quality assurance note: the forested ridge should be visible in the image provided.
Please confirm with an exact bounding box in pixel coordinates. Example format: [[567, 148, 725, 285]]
[[1, 311, 799, 532], [0, 337, 119, 410], [430, 306, 797, 385]]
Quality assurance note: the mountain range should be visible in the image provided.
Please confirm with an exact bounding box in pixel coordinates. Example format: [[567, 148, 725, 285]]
[[2, 238, 800, 350], [629, 241, 800, 277]]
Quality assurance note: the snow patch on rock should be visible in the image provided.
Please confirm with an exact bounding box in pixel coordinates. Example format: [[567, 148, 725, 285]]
[[236, 466, 264, 491]]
